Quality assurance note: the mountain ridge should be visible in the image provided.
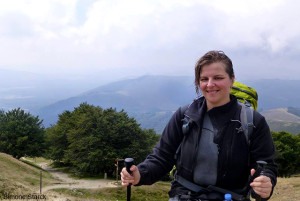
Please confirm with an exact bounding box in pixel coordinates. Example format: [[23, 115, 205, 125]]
[[261, 108, 300, 123], [35, 75, 300, 134]]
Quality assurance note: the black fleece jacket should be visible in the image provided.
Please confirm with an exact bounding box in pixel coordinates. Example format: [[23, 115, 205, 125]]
[[137, 95, 277, 200]]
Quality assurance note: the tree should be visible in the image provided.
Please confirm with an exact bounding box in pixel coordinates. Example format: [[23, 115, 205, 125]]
[[46, 103, 160, 176], [271, 131, 300, 177], [44, 110, 73, 161], [0, 108, 45, 159]]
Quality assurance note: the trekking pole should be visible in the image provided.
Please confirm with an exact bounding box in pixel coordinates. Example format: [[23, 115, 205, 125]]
[[245, 161, 267, 201], [125, 158, 134, 201], [254, 161, 267, 201]]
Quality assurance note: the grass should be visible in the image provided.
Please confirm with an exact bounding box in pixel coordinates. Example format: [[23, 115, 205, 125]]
[[20, 158, 44, 170], [24, 157, 50, 163], [270, 176, 300, 201], [0, 153, 60, 197], [0, 153, 299, 201], [52, 181, 171, 201], [50, 178, 300, 201]]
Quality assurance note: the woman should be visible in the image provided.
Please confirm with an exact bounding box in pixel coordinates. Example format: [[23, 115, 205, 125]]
[[121, 51, 277, 201]]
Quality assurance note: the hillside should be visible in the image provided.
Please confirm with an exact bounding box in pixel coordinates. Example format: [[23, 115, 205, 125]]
[[0, 69, 105, 111], [246, 79, 300, 111], [35, 76, 300, 133], [288, 107, 300, 117], [261, 108, 300, 123], [0, 153, 58, 197], [261, 108, 300, 134], [36, 75, 196, 128]]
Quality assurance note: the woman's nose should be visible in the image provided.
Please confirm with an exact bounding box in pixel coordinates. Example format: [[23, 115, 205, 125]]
[[207, 79, 215, 87]]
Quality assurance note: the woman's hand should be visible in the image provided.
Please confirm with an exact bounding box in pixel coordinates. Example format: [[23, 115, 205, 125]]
[[250, 169, 272, 198], [120, 165, 141, 186]]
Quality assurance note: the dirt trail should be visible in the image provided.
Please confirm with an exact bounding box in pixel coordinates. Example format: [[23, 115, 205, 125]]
[[37, 162, 118, 193]]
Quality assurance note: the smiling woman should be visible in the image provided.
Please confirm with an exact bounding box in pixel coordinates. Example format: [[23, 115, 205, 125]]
[[195, 51, 235, 110], [198, 62, 234, 110], [120, 50, 278, 201]]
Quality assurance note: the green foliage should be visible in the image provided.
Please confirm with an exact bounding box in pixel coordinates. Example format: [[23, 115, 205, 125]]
[[0, 108, 45, 159], [44, 125, 68, 161], [45, 103, 160, 176], [272, 131, 300, 177]]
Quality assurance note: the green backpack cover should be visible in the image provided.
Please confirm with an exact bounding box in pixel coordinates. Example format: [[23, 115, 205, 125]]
[[231, 81, 258, 111]]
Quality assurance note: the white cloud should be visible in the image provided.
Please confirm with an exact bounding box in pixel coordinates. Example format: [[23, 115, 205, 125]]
[[0, 95, 34, 100], [204, 0, 283, 16], [0, 0, 299, 80]]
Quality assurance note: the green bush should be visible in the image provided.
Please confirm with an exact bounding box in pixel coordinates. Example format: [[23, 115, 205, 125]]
[[272, 131, 300, 177]]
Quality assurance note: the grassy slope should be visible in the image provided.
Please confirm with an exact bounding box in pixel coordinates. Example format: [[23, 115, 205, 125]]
[[0, 152, 299, 200], [51, 177, 300, 201], [271, 177, 300, 201], [52, 181, 171, 201], [0, 153, 58, 197], [261, 108, 300, 134], [267, 120, 300, 135], [261, 108, 300, 122]]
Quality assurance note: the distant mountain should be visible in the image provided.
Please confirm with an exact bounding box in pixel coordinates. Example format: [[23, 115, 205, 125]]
[[0, 69, 105, 111], [36, 75, 197, 128], [261, 108, 300, 135], [244, 79, 300, 111], [36, 76, 300, 133], [287, 107, 300, 117], [261, 108, 300, 122]]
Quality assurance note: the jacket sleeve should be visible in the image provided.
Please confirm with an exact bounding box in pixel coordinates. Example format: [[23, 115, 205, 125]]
[[136, 107, 185, 185], [250, 111, 278, 200]]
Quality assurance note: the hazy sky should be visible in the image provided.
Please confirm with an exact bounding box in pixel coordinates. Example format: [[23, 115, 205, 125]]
[[0, 0, 299, 83]]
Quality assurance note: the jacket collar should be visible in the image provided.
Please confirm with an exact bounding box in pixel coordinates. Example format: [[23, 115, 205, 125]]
[[185, 95, 238, 128], [185, 96, 206, 128]]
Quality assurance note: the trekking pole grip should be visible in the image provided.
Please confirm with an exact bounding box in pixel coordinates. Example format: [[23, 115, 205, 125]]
[[244, 161, 268, 198], [125, 158, 134, 201], [125, 158, 134, 176], [250, 161, 267, 182], [254, 161, 267, 201]]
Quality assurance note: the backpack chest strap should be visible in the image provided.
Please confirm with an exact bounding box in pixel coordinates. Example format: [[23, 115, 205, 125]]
[[175, 175, 248, 201]]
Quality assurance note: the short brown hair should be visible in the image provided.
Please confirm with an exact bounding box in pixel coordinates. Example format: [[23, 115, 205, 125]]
[[194, 50, 234, 94]]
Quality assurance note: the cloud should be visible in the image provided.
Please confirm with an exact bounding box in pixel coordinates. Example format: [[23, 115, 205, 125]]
[[0, 95, 34, 100], [0, 0, 299, 80]]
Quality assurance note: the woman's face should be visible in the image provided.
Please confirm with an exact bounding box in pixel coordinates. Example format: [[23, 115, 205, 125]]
[[199, 62, 234, 110]]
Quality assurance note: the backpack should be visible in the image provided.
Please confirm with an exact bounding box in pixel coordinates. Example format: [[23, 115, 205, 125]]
[[231, 81, 258, 111], [170, 81, 258, 184]]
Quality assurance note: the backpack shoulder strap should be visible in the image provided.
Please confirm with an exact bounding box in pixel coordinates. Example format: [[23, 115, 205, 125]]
[[174, 104, 191, 160], [181, 104, 192, 135], [239, 102, 254, 145], [181, 102, 254, 148]]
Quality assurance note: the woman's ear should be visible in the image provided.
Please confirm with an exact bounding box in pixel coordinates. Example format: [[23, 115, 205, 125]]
[[231, 77, 235, 88]]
